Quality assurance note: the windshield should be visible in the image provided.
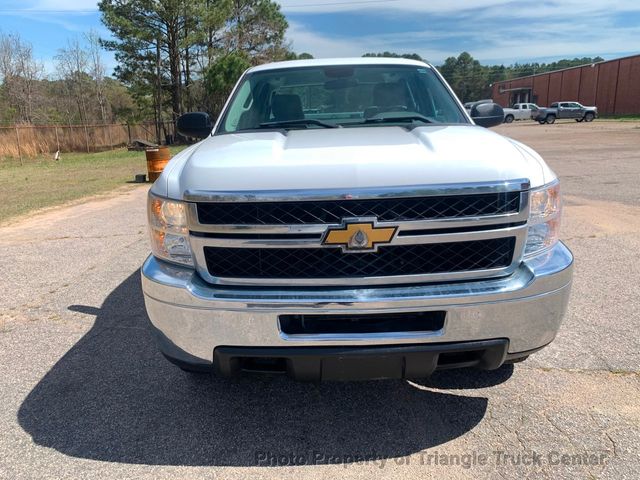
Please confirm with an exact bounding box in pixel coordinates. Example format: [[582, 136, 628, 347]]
[[217, 64, 468, 133]]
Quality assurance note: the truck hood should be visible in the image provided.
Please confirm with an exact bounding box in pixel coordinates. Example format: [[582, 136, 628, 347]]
[[157, 125, 552, 199]]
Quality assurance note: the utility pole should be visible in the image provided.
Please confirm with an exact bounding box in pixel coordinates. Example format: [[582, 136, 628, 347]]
[[15, 126, 23, 166]]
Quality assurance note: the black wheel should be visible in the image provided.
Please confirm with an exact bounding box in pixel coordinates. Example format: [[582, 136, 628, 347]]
[[584, 112, 595, 122], [504, 114, 514, 123], [576, 118, 583, 122], [538, 120, 546, 124], [545, 114, 556, 124]]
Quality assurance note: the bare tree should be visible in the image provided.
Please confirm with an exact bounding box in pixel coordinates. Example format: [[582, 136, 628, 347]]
[[86, 31, 109, 123], [0, 32, 43, 123], [55, 38, 91, 125]]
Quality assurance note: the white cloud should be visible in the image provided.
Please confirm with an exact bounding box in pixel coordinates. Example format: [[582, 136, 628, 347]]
[[0, 0, 98, 13], [287, 23, 640, 64], [286, 20, 455, 61], [286, 21, 366, 57], [279, 0, 640, 16], [29, 0, 98, 11], [279, 0, 513, 14], [283, 2, 640, 64]]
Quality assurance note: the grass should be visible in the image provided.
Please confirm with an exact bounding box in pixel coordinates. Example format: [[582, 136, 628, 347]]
[[598, 115, 640, 121], [0, 146, 185, 224]]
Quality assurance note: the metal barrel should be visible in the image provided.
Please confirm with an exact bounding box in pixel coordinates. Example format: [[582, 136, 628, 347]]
[[145, 146, 171, 182]]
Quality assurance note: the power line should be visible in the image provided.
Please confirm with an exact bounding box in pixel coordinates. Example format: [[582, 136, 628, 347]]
[[0, 1, 402, 14], [0, 0, 401, 12], [0, 9, 97, 13], [281, 0, 399, 8]]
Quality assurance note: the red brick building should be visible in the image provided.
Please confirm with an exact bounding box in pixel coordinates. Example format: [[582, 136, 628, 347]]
[[491, 54, 640, 115]]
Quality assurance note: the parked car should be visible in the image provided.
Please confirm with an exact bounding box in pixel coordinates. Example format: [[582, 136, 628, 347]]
[[142, 58, 572, 381], [534, 101, 597, 124], [503, 103, 540, 123]]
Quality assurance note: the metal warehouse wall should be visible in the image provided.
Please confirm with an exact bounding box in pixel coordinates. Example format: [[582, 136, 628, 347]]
[[491, 54, 640, 115]]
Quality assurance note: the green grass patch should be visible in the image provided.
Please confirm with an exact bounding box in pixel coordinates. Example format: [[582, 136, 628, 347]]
[[598, 114, 640, 121], [0, 146, 185, 223]]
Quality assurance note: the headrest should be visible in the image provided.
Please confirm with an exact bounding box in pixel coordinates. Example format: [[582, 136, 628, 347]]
[[373, 82, 409, 107], [271, 94, 304, 121]]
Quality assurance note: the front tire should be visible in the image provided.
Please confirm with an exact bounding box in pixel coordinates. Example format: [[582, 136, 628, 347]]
[[538, 120, 546, 124], [504, 114, 514, 123], [545, 114, 556, 124], [584, 112, 595, 122]]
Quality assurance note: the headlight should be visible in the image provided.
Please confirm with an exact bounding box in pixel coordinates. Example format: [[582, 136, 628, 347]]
[[524, 181, 561, 257], [148, 193, 194, 266]]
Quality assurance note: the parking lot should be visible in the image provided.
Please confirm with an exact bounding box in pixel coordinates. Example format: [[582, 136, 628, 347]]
[[1, 121, 639, 479]]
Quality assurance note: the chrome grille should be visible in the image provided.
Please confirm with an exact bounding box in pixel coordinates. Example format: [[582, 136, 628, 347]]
[[187, 180, 530, 287]]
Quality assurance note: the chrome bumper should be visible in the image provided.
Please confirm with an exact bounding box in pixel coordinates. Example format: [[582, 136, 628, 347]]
[[141, 242, 573, 364]]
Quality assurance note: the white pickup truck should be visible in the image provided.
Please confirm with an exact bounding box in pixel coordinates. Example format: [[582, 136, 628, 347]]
[[142, 58, 573, 381], [503, 103, 540, 123]]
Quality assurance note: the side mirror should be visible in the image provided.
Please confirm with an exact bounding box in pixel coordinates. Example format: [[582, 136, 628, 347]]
[[177, 112, 213, 138], [470, 102, 504, 128]]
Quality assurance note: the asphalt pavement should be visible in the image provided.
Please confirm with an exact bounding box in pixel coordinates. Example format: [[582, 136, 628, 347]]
[[0, 121, 638, 479]]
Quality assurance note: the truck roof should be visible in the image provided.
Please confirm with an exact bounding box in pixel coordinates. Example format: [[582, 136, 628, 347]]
[[247, 57, 432, 73]]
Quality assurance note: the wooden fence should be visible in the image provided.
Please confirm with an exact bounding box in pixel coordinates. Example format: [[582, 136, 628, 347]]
[[0, 121, 176, 163]]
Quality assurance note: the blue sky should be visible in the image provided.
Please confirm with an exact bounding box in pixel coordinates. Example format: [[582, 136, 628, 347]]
[[1, 0, 640, 75]]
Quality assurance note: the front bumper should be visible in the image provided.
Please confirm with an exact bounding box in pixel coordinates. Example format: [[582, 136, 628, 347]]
[[141, 242, 573, 379]]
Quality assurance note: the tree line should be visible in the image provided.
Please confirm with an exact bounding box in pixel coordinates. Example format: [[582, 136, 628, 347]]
[[0, 31, 138, 126], [0, 0, 306, 132], [98, 0, 310, 141], [365, 51, 604, 103], [439, 51, 605, 103]]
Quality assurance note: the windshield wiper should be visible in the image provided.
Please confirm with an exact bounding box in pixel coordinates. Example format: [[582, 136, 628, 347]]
[[362, 114, 434, 125], [259, 119, 339, 129]]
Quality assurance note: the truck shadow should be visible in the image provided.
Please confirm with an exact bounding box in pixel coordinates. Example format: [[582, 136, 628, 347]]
[[18, 270, 512, 467]]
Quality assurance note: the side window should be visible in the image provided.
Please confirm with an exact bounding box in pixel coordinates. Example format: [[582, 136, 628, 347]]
[[522, 104, 528, 109], [223, 80, 252, 131], [414, 70, 459, 122]]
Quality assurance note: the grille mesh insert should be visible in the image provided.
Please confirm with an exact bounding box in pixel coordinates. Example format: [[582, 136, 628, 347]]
[[196, 192, 521, 225], [203, 237, 516, 279]]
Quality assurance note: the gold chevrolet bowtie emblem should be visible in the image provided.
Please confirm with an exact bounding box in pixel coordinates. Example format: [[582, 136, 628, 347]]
[[322, 219, 397, 253]]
